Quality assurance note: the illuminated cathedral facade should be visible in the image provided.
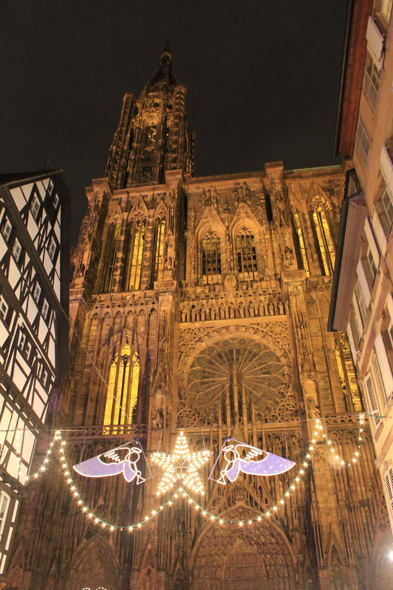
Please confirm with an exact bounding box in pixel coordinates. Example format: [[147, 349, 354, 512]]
[[5, 47, 393, 590]]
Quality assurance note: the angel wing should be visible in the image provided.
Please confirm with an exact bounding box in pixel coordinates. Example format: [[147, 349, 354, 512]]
[[73, 442, 142, 482]]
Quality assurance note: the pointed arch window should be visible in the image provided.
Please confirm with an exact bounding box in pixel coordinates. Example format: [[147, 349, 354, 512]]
[[311, 210, 335, 276], [123, 219, 146, 291], [292, 212, 310, 277], [235, 229, 257, 274], [202, 231, 221, 282], [102, 223, 121, 293], [152, 218, 166, 282], [104, 345, 140, 427]]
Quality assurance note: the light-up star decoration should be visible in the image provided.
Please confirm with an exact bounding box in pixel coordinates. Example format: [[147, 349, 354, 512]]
[[151, 431, 210, 495], [209, 438, 296, 485]]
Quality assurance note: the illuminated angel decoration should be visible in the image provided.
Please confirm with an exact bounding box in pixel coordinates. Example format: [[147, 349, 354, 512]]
[[209, 438, 295, 485], [73, 440, 151, 484]]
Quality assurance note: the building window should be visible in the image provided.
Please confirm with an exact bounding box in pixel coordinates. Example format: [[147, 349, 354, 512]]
[[292, 213, 310, 277], [19, 333, 26, 350], [385, 468, 393, 521], [334, 333, 363, 412], [355, 119, 371, 169], [11, 238, 22, 263], [33, 283, 41, 304], [25, 341, 31, 360], [42, 299, 49, 320], [104, 346, 140, 428], [0, 492, 10, 540], [102, 223, 121, 293], [47, 180, 54, 195], [48, 237, 57, 261], [30, 194, 40, 220], [152, 218, 166, 283], [380, 0, 393, 23], [202, 231, 221, 282], [311, 210, 336, 276], [364, 373, 381, 429], [379, 179, 393, 236], [1, 219, 12, 243], [53, 194, 59, 209], [235, 230, 257, 274], [363, 53, 381, 110], [0, 298, 8, 322], [123, 220, 145, 292]]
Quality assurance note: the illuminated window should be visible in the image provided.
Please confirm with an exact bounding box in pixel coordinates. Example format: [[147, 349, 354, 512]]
[[30, 195, 40, 220], [123, 220, 145, 291], [102, 223, 121, 293], [292, 213, 310, 276], [202, 231, 221, 282], [236, 231, 257, 274], [312, 210, 335, 275], [152, 218, 166, 282], [104, 345, 140, 427]]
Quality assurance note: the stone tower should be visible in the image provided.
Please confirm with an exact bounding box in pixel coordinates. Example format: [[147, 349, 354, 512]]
[[5, 49, 392, 590]]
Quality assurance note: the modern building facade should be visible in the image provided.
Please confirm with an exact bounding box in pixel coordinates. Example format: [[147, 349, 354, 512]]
[[329, 0, 393, 537], [6, 48, 393, 590], [0, 171, 70, 581]]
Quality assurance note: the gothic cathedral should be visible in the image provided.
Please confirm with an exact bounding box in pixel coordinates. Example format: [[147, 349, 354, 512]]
[[7, 47, 392, 590]]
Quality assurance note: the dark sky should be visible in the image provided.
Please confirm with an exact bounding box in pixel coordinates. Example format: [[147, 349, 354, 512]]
[[0, 0, 348, 245]]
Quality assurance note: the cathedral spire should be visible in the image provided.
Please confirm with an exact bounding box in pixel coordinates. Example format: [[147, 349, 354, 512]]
[[106, 47, 194, 189]]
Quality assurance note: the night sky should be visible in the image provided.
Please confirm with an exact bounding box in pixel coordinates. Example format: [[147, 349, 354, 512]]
[[0, 0, 349, 245]]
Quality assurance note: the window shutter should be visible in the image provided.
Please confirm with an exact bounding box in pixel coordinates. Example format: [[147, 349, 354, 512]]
[[374, 333, 393, 398], [364, 374, 381, 428], [365, 218, 380, 267], [366, 16, 384, 68], [356, 260, 371, 307], [372, 209, 387, 256]]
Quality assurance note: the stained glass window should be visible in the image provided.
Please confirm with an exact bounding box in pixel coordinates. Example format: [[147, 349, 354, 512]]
[[202, 231, 221, 281], [102, 223, 121, 293], [293, 213, 310, 276], [152, 218, 166, 282], [236, 231, 257, 274], [123, 221, 145, 291], [312, 211, 335, 276], [104, 345, 139, 428]]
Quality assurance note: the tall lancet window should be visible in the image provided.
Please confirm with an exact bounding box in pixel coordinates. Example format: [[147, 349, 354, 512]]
[[152, 218, 166, 282], [102, 223, 121, 293], [202, 231, 221, 282], [123, 220, 146, 291], [311, 210, 335, 276], [292, 212, 310, 277], [104, 345, 140, 427], [236, 230, 257, 274]]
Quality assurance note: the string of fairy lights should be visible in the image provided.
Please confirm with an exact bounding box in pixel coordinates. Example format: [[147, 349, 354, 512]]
[[24, 414, 367, 529]]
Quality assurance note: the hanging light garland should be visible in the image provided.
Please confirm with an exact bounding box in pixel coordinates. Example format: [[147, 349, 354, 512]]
[[25, 414, 368, 529]]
